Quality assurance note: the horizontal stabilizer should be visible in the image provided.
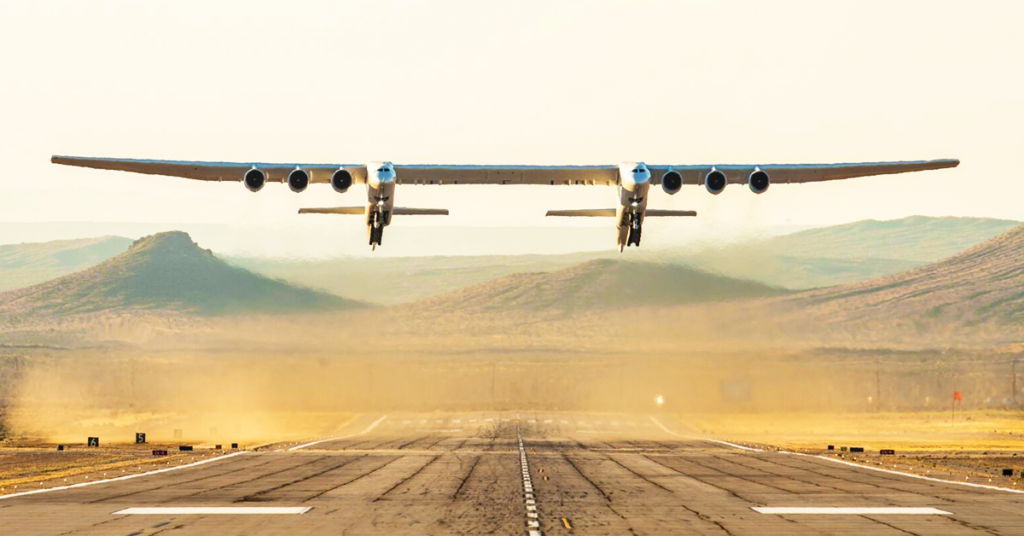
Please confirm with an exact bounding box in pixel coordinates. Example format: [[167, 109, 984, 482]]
[[546, 209, 698, 217], [298, 207, 364, 215], [392, 207, 449, 216], [645, 209, 698, 217], [546, 209, 617, 217], [298, 207, 449, 216]]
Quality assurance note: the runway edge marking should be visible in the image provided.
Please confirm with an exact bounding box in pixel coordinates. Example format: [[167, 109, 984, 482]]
[[0, 451, 247, 501], [650, 416, 1024, 495], [289, 415, 389, 451]]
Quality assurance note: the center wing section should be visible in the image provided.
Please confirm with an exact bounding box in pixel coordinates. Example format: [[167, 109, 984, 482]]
[[393, 165, 618, 185]]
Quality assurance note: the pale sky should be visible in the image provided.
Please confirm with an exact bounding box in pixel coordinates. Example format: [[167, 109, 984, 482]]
[[0, 1, 1020, 257]]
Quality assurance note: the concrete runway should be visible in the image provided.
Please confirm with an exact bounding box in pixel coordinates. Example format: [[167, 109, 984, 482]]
[[1, 412, 1023, 535]]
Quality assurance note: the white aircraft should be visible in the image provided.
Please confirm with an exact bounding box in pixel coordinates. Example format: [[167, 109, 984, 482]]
[[51, 156, 958, 251]]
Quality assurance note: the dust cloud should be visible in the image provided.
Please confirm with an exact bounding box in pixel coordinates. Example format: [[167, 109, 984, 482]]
[[3, 302, 1021, 445]]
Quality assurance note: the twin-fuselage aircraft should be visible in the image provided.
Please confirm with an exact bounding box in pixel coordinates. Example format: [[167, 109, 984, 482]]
[[51, 156, 959, 251]]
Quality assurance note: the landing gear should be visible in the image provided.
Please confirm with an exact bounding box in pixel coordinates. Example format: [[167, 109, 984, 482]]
[[368, 210, 384, 250], [626, 211, 642, 247]]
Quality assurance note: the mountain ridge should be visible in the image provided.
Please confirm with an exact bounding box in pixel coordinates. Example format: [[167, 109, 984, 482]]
[[0, 231, 366, 318]]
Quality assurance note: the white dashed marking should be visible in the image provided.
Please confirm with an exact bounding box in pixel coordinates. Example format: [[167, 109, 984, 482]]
[[517, 424, 542, 535], [115, 507, 311, 515], [754, 507, 952, 515]]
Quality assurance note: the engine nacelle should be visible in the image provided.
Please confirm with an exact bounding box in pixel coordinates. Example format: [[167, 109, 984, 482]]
[[661, 170, 683, 195], [332, 168, 353, 193], [288, 168, 310, 193], [704, 169, 726, 195], [244, 168, 266, 192], [748, 169, 770, 194]]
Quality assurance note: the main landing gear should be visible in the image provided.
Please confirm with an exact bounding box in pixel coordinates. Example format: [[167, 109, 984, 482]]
[[627, 213, 642, 247], [368, 210, 385, 250]]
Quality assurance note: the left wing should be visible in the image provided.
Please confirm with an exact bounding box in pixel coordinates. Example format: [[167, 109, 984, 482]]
[[51, 156, 366, 184]]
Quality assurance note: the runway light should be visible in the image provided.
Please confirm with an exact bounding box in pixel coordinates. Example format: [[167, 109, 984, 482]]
[[655, 395, 665, 407]]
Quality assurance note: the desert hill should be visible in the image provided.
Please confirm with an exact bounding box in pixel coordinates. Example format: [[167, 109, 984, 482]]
[[235, 216, 1017, 302], [766, 215, 1019, 263], [791, 222, 1024, 325], [0, 231, 365, 318], [413, 259, 785, 313], [0, 236, 133, 292]]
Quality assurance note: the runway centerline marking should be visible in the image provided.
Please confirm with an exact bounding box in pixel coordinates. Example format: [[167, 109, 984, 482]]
[[289, 415, 388, 451], [518, 424, 542, 535], [114, 507, 312, 515], [753, 507, 952, 515], [0, 452, 247, 501]]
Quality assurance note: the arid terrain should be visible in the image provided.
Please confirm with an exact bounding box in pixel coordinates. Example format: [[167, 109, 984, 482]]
[[0, 219, 1023, 534]]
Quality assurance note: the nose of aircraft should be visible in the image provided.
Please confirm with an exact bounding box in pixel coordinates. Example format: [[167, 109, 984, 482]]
[[632, 163, 651, 183], [373, 162, 396, 183]]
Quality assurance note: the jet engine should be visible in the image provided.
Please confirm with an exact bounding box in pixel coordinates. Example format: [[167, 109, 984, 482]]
[[748, 169, 770, 194], [661, 170, 683, 195], [704, 169, 727, 195], [332, 169, 353, 193], [288, 168, 310, 193], [244, 168, 266, 192]]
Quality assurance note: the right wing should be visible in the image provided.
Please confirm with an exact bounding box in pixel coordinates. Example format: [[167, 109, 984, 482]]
[[648, 159, 959, 185]]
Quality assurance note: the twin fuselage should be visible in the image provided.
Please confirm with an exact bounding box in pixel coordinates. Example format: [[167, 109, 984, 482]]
[[364, 161, 652, 250]]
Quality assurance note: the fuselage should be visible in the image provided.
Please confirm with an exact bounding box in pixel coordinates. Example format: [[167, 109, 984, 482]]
[[616, 162, 652, 251]]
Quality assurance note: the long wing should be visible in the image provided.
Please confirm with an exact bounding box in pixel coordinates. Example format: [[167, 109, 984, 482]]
[[51, 156, 366, 184], [52, 156, 957, 186], [648, 159, 959, 185]]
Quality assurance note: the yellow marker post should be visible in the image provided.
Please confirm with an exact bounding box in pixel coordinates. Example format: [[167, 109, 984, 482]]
[[561, 517, 573, 529]]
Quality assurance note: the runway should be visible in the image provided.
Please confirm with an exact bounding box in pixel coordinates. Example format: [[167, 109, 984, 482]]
[[1, 412, 1022, 535]]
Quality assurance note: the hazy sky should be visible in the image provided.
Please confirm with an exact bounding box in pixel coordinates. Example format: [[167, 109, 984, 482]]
[[1, 1, 1020, 257]]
